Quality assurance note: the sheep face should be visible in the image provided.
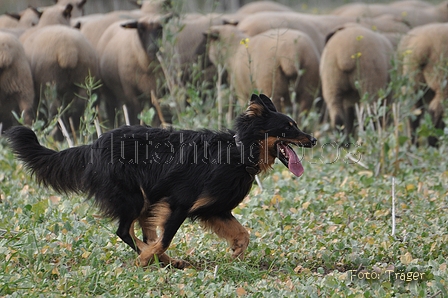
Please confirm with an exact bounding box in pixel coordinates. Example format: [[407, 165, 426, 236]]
[[122, 20, 164, 60]]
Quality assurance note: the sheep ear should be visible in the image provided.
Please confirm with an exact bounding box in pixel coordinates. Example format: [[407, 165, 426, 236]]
[[223, 19, 238, 26], [77, 0, 87, 9], [325, 26, 344, 44], [5, 12, 21, 21], [28, 6, 43, 18], [63, 4, 73, 18], [204, 29, 219, 41], [121, 20, 138, 29], [128, 0, 142, 8]]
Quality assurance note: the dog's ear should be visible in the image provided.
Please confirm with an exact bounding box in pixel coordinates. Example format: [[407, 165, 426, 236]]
[[245, 94, 276, 117], [259, 94, 277, 112]]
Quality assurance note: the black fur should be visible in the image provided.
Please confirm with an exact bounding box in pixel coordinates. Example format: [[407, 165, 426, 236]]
[[6, 94, 316, 266]]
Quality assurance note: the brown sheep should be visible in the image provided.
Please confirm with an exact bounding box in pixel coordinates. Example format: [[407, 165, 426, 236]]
[[0, 32, 34, 132], [398, 23, 448, 146], [206, 25, 320, 114], [21, 19, 98, 132], [98, 15, 167, 125], [320, 23, 394, 137]]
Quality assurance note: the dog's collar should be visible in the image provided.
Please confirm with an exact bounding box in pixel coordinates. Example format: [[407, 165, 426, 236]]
[[234, 134, 260, 176], [233, 134, 242, 147]]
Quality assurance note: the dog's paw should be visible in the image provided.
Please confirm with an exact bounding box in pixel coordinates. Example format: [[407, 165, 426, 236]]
[[231, 235, 249, 259], [168, 258, 191, 269], [136, 256, 150, 267]]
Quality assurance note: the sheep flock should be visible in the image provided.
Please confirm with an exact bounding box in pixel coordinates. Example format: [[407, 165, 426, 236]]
[[0, 0, 447, 146]]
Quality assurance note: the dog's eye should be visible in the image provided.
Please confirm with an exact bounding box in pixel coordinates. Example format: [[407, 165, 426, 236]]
[[285, 125, 291, 130]]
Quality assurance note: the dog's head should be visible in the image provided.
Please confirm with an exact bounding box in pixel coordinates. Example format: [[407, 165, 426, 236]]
[[235, 94, 317, 177]]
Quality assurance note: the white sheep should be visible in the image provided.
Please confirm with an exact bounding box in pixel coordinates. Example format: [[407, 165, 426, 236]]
[[20, 4, 73, 43], [331, 1, 448, 27], [206, 25, 321, 114], [98, 15, 167, 125], [398, 22, 448, 146], [320, 23, 394, 137], [21, 7, 98, 131], [0, 32, 34, 131], [0, 7, 41, 29]]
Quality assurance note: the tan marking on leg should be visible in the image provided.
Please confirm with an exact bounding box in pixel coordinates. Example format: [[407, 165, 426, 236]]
[[129, 220, 149, 252], [138, 217, 158, 243], [147, 201, 171, 229], [201, 216, 250, 259], [136, 202, 189, 269], [189, 197, 213, 213], [137, 236, 189, 269]]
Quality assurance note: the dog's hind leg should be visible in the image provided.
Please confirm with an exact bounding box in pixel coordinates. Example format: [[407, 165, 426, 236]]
[[116, 217, 141, 253], [138, 202, 189, 269], [201, 214, 250, 259], [138, 216, 157, 244], [129, 219, 175, 266]]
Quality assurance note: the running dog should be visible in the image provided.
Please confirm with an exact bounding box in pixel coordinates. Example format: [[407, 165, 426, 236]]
[[6, 94, 316, 268]]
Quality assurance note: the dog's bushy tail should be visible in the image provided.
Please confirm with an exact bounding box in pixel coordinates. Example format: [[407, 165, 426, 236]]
[[6, 126, 88, 194]]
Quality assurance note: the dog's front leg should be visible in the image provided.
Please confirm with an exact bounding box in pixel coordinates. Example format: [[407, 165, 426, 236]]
[[201, 214, 250, 259]]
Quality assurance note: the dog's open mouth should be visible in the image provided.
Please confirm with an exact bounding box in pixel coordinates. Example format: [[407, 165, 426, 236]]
[[276, 142, 304, 177]]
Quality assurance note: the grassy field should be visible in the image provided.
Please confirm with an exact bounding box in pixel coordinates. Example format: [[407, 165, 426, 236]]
[[1, 85, 448, 297], [1, 3, 448, 295]]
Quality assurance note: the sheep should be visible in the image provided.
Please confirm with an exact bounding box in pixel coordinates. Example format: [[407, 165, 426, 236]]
[[20, 4, 73, 43], [0, 32, 34, 132], [236, 12, 409, 54], [79, 10, 144, 50], [331, 1, 448, 27], [41, 0, 87, 19], [21, 20, 98, 132], [397, 23, 448, 146], [320, 23, 394, 138], [206, 25, 320, 114], [0, 7, 41, 30], [0, 14, 19, 29], [236, 12, 325, 53], [129, 0, 171, 14], [77, 0, 170, 51], [160, 14, 226, 86], [98, 15, 168, 126], [235, 1, 293, 14]]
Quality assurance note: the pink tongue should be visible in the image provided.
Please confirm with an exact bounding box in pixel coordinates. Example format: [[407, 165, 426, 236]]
[[285, 145, 304, 177]]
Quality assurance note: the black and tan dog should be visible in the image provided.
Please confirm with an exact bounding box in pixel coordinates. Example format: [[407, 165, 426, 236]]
[[6, 94, 316, 268]]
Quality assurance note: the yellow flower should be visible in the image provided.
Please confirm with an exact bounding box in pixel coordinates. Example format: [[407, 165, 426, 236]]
[[401, 11, 408, 17], [356, 35, 364, 41], [240, 38, 250, 48], [371, 25, 377, 31], [351, 52, 362, 59], [403, 49, 413, 56]]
